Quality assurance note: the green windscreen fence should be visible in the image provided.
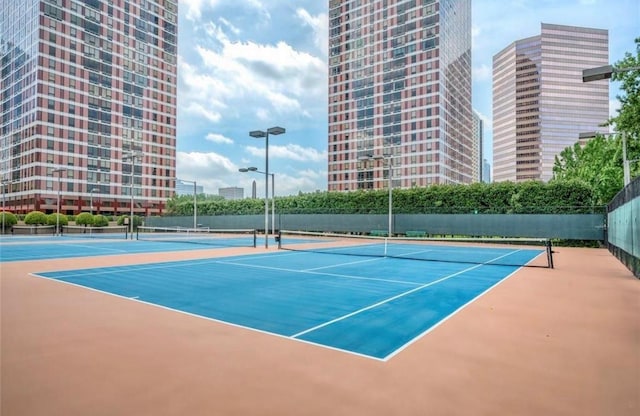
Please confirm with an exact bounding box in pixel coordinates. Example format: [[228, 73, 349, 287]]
[[607, 177, 640, 278], [146, 213, 605, 240]]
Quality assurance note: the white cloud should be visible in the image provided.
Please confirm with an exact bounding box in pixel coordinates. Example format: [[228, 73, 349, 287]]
[[185, 103, 222, 123], [473, 63, 492, 81], [181, 0, 267, 22], [296, 8, 328, 57], [177, 151, 237, 175], [205, 133, 234, 144], [176, 151, 239, 194], [218, 17, 241, 35], [180, 25, 326, 126], [245, 144, 327, 162]]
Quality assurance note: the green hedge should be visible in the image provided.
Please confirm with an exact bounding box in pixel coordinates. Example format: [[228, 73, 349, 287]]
[[166, 180, 602, 216]]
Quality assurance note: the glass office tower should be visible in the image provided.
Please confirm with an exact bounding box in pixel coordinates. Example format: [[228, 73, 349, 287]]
[[492, 23, 609, 182]]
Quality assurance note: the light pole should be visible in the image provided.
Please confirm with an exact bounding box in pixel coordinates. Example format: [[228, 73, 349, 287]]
[[52, 168, 66, 236], [124, 151, 143, 239], [179, 179, 198, 229], [582, 64, 640, 186], [1, 179, 11, 234], [239, 167, 275, 237], [359, 153, 394, 236], [89, 187, 100, 215], [249, 126, 285, 248]]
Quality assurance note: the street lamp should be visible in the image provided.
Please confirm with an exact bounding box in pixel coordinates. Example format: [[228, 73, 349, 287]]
[[124, 151, 143, 239], [359, 152, 394, 237], [239, 167, 275, 238], [582, 64, 640, 186], [582, 64, 640, 83], [52, 168, 66, 236], [179, 179, 198, 229], [1, 179, 11, 234], [89, 187, 100, 215], [249, 126, 285, 248]]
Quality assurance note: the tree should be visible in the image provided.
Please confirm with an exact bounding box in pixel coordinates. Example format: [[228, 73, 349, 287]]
[[553, 136, 623, 205], [24, 211, 48, 225], [608, 37, 640, 183], [47, 213, 69, 229], [75, 212, 94, 226], [93, 214, 109, 227], [553, 38, 640, 202], [0, 212, 18, 232]]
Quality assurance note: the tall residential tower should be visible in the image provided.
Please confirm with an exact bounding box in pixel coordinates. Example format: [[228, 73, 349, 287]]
[[327, 0, 474, 192], [492, 23, 609, 182], [1, 0, 178, 215]]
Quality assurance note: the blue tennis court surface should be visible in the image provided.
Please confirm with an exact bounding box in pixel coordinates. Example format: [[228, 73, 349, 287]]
[[0, 235, 258, 262], [32, 246, 544, 360]]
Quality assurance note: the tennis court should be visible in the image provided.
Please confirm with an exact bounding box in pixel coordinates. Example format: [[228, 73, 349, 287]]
[[0, 227, 258, 262], [2, 232, 638, 415], [32, 243, 541, 359]]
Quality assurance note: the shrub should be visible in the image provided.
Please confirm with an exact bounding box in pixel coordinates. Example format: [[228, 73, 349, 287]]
[[24, 211, 48, 225], [0, 212, 18, 231], [92, 214, 109, 227], [47, 213, 69, 230], [75, 212, 94, 226], [116, 214, 142, 229]]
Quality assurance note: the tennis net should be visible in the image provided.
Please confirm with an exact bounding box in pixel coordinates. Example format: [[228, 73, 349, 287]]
[[62, 225, 128, 239], [277, 230, 554, 268], [136, 226, 257, 248]]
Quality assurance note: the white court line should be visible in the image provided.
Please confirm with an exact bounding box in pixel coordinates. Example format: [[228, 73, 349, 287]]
[[217, 259, 422, 286], [290, 249, 522, 339], [301, 256, 382, 271], [29, 271, 388, 362], [383, 266, 524, 361], [55, 243, 129, 253]]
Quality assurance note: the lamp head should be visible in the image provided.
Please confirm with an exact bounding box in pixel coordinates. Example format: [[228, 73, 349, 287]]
[[247, 167, 258, 171], [266, 126, 285, 135], [238, 168, 249, 172], [249, 130, 267, 138]]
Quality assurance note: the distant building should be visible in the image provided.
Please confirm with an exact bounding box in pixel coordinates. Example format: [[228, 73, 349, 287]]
[[175, 179, 203, 196], [219, 187, 244, 200], [482, 159, 491, 183], [472, 110, 484, 182], [492, 23, 609, 182]]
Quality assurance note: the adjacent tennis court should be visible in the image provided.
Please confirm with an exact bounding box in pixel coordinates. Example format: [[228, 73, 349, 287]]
[[0, 227, 258, 262], [32, 240, 544, 359]]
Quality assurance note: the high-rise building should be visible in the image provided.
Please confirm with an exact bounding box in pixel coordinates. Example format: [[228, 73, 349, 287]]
[[1, 0, 178, 215], [327, 0, 473, 192], [492, 23, 609, 182], [472, 110, 483, 182], [482, 158, 491, 183]]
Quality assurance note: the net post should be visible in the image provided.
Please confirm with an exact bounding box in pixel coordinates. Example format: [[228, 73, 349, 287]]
[[546, 239, 554, 269], [276, 230, 282, 249], [253, 229, 257, 248]]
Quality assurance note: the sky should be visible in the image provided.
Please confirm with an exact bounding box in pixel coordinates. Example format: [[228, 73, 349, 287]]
[[176, 0, 640, 196]]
